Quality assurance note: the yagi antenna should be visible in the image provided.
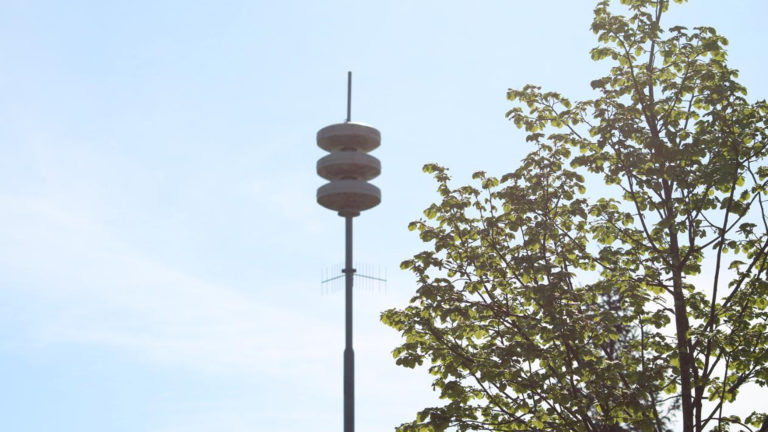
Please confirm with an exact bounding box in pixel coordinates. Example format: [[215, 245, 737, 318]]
[[321, 263, 387, 295]]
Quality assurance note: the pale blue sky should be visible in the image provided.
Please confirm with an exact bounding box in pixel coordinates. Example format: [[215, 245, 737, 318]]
[[1, 1, 766, 431]]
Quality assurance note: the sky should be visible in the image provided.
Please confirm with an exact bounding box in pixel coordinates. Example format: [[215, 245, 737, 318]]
[[1, 1, 767, 431]]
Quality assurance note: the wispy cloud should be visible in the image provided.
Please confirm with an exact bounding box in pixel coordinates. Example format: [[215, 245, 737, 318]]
[[0, 193, 336, 378]]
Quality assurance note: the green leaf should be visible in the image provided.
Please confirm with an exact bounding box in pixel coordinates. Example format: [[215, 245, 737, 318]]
[[384, 2, 768, 431]]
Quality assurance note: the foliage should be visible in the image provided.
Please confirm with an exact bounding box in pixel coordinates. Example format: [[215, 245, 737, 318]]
[[382, 1, 768, 431]]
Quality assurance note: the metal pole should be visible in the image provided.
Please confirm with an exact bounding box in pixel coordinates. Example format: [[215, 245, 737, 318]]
[[346, 71, 352, 123], [343, 215, 355, 432]]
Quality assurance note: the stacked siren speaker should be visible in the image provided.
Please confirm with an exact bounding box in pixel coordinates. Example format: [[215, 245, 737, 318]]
[[316, 122, 381, 217]]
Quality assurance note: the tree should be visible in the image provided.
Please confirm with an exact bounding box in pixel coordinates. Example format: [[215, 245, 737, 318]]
[[381, 1, 768, 431]]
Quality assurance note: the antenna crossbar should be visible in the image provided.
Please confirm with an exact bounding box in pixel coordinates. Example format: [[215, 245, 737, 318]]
[[354, 274, 387, 282]]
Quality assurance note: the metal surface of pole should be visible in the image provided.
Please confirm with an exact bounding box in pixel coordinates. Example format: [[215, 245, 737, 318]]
[[346, 71, 352, 123], [344, 215, 355, 432]]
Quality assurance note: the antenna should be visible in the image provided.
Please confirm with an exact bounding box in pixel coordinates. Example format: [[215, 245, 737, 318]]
[[316, 72, 382, 432], [321, 263, 387, 295], [346, 71, 352, 123]]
